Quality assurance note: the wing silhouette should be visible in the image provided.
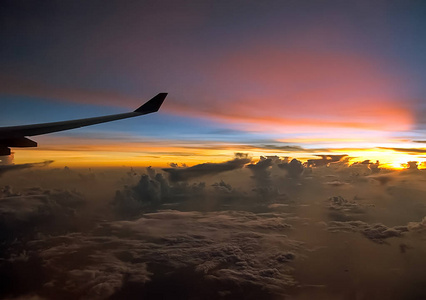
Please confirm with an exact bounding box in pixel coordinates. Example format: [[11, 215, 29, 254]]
[[0, 93, 167, 155]]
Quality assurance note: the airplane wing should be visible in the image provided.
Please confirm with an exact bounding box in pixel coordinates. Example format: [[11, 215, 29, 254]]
[[0, 93, 167, 155]]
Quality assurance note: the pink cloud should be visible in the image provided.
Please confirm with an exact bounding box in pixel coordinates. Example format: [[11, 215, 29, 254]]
[[167, 47, 413, 133]]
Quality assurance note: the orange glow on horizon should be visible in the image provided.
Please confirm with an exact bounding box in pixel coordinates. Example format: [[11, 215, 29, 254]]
[[9, 139, 426, 171]]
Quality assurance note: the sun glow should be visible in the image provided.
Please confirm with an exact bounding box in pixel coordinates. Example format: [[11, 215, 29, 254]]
[[9, 139, 426, 171], [331, 149, 426, 170]]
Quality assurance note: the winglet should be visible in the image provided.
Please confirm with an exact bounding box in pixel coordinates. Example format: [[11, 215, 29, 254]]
[[134, 93, 167, 114]]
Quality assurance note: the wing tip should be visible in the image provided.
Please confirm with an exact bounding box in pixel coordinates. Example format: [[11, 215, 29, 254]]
[[134, 93, 168, 114]]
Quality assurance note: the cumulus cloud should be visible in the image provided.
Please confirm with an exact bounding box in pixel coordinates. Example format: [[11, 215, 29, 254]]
[[277, 158, 304, 179], [328, 220, 408, 243], [113, 164, 275, 217], [246, 156, 275, 186], [113, 169, 210, 217], [212, 180, 233, 193], [407, 217, 426, 233], [404, 161, 419, 170]]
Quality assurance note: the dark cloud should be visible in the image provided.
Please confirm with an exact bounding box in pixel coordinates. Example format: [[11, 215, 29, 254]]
[[328, 196, 358, 210], [350, 160, 381, 174], [306, 155, 348, 167], [163, 154, 251, 182], [0, 160, 53, 176], [113, 172, 172, 216], [358, 160, 372, 164], [368, 160, 380, 173], [246, 156, 275, 186], [277, 158, 304, 179], [246, 156, 297, 201], [113, 168, 221, 217], [113, 165, 267, 217], [0, 210, 303, 299], [211, 180, 233, 193], [0, 185, 86, 255], [405, 161, 419, 170]]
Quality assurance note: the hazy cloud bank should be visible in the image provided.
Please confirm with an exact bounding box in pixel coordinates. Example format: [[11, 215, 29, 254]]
[[1, 155, 426, 299]]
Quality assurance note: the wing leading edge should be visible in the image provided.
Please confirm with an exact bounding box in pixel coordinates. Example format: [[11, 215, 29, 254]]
[[0, 93, 167, 156]]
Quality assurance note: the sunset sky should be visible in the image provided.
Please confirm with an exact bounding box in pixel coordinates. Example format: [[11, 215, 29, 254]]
[[3, 3, 426, 299], [1, 1, 426, 168]]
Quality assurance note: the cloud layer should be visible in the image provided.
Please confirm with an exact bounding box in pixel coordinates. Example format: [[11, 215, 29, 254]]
[[1, 155, 426, 299]]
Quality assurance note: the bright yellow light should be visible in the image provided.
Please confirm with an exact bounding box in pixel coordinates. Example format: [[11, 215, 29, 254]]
[[9, 137, 426, 171]]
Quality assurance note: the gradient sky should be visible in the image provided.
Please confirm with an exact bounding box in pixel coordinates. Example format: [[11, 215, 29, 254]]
[[1, 0, 426, 167]]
